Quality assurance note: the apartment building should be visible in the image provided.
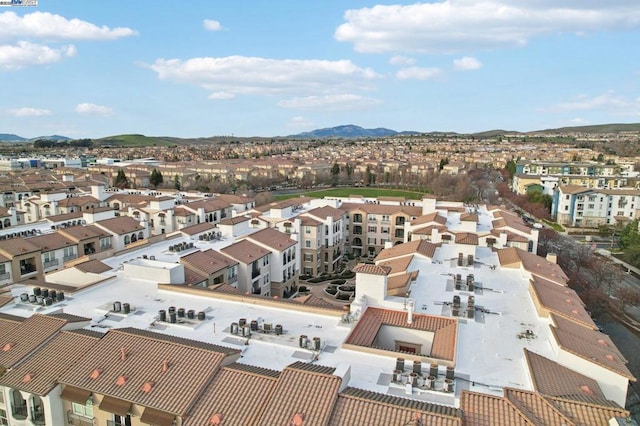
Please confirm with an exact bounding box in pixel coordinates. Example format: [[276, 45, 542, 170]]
[[552, 185, 640, 227]]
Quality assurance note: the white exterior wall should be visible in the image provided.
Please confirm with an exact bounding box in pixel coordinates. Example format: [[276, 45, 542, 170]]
[[123, 259, 185, 284], [355, 272, 388, 306], [556, 349, 629, 407]]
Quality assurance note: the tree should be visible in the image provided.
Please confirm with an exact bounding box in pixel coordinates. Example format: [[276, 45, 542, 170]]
[[505, 159, 517, 178], [331, 162, 340, 176], [113, 169, 129, 189], [150, 168, 164, 189], [439, 158, 449, 171], [173, 175, 181, 191]]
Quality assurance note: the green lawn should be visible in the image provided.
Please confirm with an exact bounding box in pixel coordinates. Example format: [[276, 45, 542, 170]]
[[275, 187, 426, 201]]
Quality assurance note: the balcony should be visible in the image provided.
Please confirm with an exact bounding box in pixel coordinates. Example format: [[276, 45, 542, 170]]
[[67, 411, 94, 426], [251, 269, 260, 279]]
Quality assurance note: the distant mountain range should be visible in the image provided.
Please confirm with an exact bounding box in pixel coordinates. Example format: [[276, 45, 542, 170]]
[[288, 124, 421, 139], [2, 122, 640, 145], [0, 134, 71, 142]]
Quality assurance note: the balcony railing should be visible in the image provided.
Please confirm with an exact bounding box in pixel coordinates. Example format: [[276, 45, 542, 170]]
[[0, 271, 10, 281], [63, 253, 78, 262], [67, 411, 94, 426], [44, 259, 59, 268], [30, 407, 46, 425], [12, 404, 28, 420]]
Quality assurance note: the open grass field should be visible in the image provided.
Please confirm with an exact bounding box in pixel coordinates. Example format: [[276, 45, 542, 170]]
[[95, 134, 177, 147], [274, 187, 426, 201]]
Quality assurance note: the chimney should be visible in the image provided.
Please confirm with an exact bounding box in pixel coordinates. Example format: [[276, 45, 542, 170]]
[[546, 253, 557, 264], [120, 347, 126, 361], [291, 413, 305, 426], [407, 299, 414, 325]]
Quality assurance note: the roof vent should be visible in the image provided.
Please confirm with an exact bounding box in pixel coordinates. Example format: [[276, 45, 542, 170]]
[[115, 375, 128, 386], [89, 369, 102, 379], [580, 385, 594, 394], [22, 373, 35, 383], [2, 342, 15, 352], [605, 355, 614, 361], [290, 413, 305, 426], [162, 360, 169, 373], [141, 381, 155, 393], [209, 413, 224, 425], [120, 347, 127, 361]]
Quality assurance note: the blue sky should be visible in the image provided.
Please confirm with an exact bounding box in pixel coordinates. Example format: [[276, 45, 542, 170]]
[[1, 0, 639, 138]]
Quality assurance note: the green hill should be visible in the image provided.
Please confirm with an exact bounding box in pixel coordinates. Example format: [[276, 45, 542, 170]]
[[95, 134, 177, 147]]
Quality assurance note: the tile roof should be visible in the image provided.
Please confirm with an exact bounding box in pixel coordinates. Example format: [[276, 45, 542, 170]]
[[544, 395, 629, 425], [0, 237, 40, 256], [455, 232, 479, 245], [0, 294, 13, 308], [244, 227, 297, 251], [257, 361, 341, 426], [329, 387, 462, 426], [518, 249, 568, 284], [0, 314, 68, 369], [410, 212, 448, 226], [27, 232, 76, 251], [341, 202, 423, 217], [94, 216, 145, 235], [496, 247, 521, 267], [460, 391, 532, 426], [184, 363, 280, 426], [460, 213, 479, 223], [0, 330, 102, 395], [558, 185, 593, 195], [524, 349, 606, 400], [180, 249, 238, 276], [179, 222, 216, 236], [221, 239, 271, 264], [378, 256, 413, 275], [529, 276, 595, 328], [550, 314, 634, 380], [504, 388, 574, 425], [344, 307, 457, 361], [353, 263, 391, 275], [306, 205, 345, 221], [73, 259, 113, 274], [219, 215, 251, 225], [59, 224, 110, 241], [59, 327, 239, 415], [375, 240, 438, 261]]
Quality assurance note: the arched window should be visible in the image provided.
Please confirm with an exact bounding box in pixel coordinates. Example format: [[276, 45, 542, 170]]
[[138, 231, 144, 240], [124, 235, 131, 245]]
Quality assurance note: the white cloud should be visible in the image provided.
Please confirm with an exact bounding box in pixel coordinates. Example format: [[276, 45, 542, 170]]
[[9, 107, 52, 117], [389, 55, 416, 66], [75, 103, 114, 116], [208, 91, 235, 100], [569, 118, 590, 125], [548, 91, 632, 112], [149, 56, 380, 98], [396, 66, 442, 80], [335, 1, 640, 53], [0, 11, 137, 41], [203, 19, 222, 31], [286, 116, 314, 129], [277, 94, 382, 111], [453, 56, 482, 71], [0, 41, 75, 69]]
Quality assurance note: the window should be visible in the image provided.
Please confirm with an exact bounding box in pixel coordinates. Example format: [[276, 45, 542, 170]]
[[381, 227, 389, 234], [367, 214, 376, 222], [305, 227, 311, 234], [43, 251, 56, 262], [100, 237, 111, 249], [352, 213, 362, 223], [63, 247, 75, 258], [305, 240, 311, 248], [72, 401, 93, 418], [227, 267, 237, 280], [0, 264, 5, 275], [0, 408, 7, 426], [263, 256, 269, 266], [367, 237, 376, 245], [368, 226, 377, 233], [382, 215, 390, 222], [303, 254, 313, 262]]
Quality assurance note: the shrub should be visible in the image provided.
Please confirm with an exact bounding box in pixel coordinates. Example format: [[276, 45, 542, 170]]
[[336, 293, 351, 301], [298, 285, 308, 293], [325, 286, 337, 296], [330, 279, 346, 285]]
